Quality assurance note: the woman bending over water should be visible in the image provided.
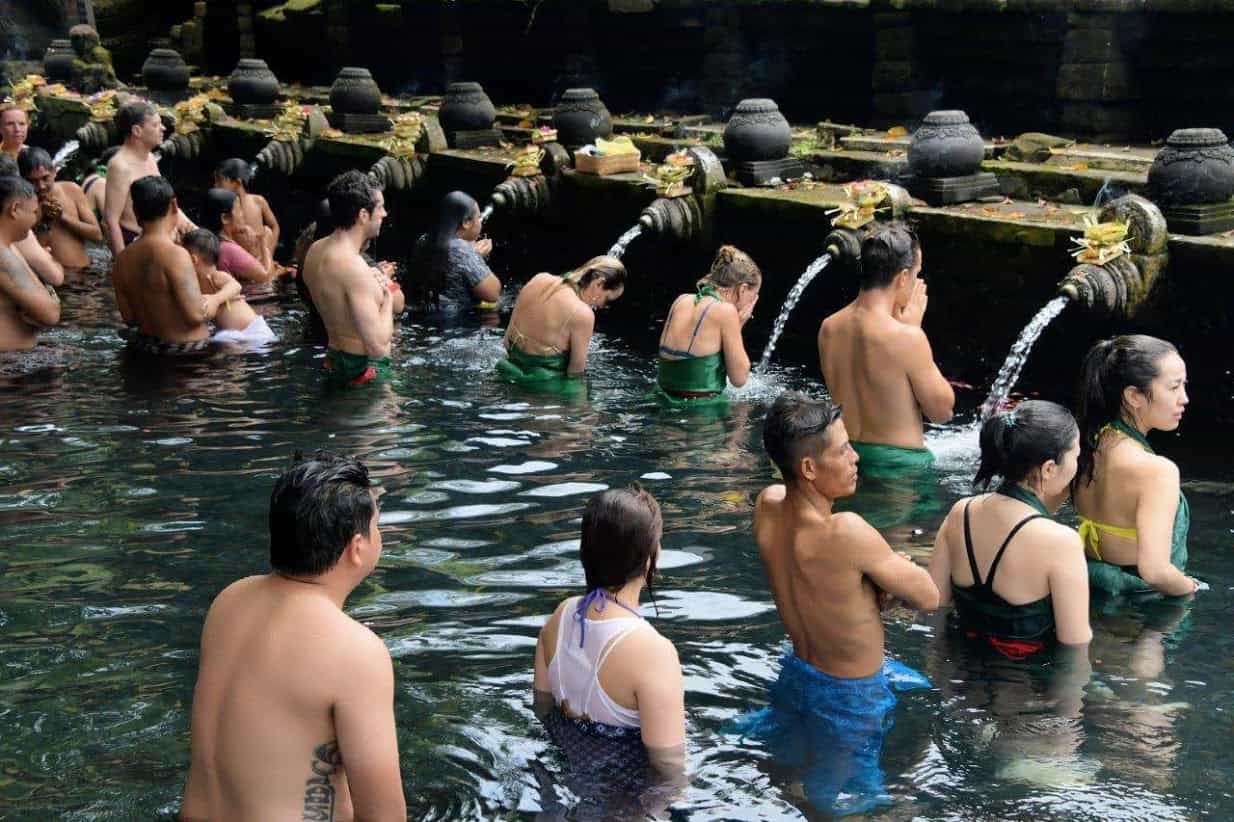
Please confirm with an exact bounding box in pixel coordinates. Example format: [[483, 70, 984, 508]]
[[497, 256, 626, 385], [655, 245, 760, 402], [533, 486, 685, 774], [1073, 335, 1199, 597], [929, 400, 1091, 656]]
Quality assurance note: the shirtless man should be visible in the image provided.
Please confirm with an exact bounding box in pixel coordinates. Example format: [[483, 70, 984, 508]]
[[20, 146, 102, 271], [302, 171, 396, 386], [818, 222, 954, 529], [0, 176, 61, 351], [180, 451, 406, 822], [103, 102, 164, 255], [748, 391, 939, 814], [111, 176, 226, 350], [1, 153, 64, 288], [1, 106, 28, 159]]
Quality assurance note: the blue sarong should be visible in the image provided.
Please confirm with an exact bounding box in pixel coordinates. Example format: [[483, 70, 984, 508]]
[[729, 652, 930, 817]]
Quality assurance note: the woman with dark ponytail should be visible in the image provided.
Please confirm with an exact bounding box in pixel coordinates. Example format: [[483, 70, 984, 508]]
[[533, 486, 685, 771], [929, 400, 1091, 655], [408, 191, 501, 312], [1072, 335, 1197, 597]]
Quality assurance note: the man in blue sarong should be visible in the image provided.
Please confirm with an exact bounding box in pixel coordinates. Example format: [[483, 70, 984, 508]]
[[741, 392, 940, 815]]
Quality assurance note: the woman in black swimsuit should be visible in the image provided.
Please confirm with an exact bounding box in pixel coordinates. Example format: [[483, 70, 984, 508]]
[[928, 400, 1091, 657]]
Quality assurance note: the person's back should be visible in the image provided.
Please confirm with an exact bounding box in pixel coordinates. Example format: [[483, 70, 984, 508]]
[[181, 451, 405, 822], [818, 222, 953, 450], [656, 245, 760, 400], [929, 402, 1091, 654]]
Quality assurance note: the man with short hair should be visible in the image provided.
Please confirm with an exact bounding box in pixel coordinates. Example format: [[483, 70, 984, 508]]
[[1, 153, 64, 288], [0, 176, 61, 351], [0, 106, 28, 159], [302, 170, 399, 386], [19, 146, 102, 271], [102, 102, 166, 254], [743, 391, 939, 815], [111, 175, 225, 352], [180, 451, 406, 822], [818, 222, 954, 528]]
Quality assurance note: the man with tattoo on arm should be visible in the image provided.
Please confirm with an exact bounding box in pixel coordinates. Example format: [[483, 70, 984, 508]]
[[181, 451, 405, 822], [111, 176, 225, 353], [0, 176, 60, 351]]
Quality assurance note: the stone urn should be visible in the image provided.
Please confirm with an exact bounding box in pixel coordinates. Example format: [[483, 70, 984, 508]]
[[141, 49, 190, 91], [552, 88, 613, 148], [438, 82, 496, 133], [329, 67, 381, 115], [722, 99, 792, 163], [228, 58, 280, 105], [43, 39, 75, 83], [907, 110, 984, 178], [1147, 128, 1234, 206]]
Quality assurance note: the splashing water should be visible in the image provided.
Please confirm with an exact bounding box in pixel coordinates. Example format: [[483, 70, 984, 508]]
[[480, 203, 494, 224], [979, 296, 1070, 421], [248, 161, 260, 183], [52, 140, 80, 170], [755, 253, 831, 373], [607, 225, 643, 259]]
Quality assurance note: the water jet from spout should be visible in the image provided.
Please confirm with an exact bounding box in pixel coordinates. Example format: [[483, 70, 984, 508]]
[[52, 140, 80, 171], [979, 296, 1070, 421], [755, 252, 832, 373], [607, 224, 643, 259]]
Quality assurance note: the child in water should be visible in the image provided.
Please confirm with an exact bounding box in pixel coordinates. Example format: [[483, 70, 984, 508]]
[[182, 229, 276, 345]]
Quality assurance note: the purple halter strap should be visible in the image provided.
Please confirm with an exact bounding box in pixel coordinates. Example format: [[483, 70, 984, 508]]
[[574, 588, 642, 648]]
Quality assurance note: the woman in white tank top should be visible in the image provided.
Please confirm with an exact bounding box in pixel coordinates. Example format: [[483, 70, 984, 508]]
[[533, 486, 686, 761]]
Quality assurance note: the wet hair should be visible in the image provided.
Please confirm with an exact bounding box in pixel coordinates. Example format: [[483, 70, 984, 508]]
[[580, 485, 663, 603], [409, 190, 480, 305], [860, 221, 920, 290], [0, 154, 19, 179], [975, 400, 1078, 490], [268, 450, 377, 577], [116, 101, 158, 140], [0, 175, 35, 209], [201, 187, 238, 234], [431, 191, 478, 251], [130, 175, 175, 223], [17, 146, 54, 177], [1075, 334, 1179, 485], [763, 391, 845, 485], [181, 228, 220, 265], [326, 170, 381, 230], [98, 145, 120, 165], [312, 197, 335, 242], [215, 157, 254, 187], [698, 244, 761, 291], [563, 255, 626, 292]]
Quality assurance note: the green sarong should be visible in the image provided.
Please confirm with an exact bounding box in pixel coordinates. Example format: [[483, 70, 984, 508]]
[[496, 344, 569, 384], [844, 440, 941, 530], [1085, 420, 1191, 596], [652, 352, 728, 407], [323, 348, 390, 387]]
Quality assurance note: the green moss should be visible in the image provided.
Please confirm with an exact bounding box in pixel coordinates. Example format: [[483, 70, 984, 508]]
[[258, 0, 322, 23]]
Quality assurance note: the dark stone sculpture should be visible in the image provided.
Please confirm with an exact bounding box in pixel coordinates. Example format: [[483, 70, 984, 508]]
[[552, 88, 613, 149], [43, 40, 75, 83], [907, 110, 984, 178], [1147, 128, 1234, 235], [142, 49, 190, 92], [439, 82, 496, 134], [228, 58, 281, 119], [722, 99, 792, 163], [327, 67, 390, 134], [68, 26, 119, 93]]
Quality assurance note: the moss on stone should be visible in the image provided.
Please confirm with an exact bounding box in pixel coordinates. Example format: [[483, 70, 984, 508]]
[[259, 0, 322, 24]]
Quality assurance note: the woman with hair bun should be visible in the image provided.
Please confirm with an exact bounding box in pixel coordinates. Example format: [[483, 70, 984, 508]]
[[533, 486, 685, 771], [929, 400, 1091, 656], [1072, 335, 1198, 597], [653, 244, 761, 404], [496, 255, 626, 386]]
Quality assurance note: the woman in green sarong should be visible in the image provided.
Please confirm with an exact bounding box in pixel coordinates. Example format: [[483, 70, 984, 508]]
[[1072, 335, 1199, 597], [496, 255, 626, 387], [654, 245, 761, 405]]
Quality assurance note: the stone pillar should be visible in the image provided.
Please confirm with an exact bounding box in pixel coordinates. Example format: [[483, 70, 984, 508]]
[[325, 0, 351, 68], [870, 10, 937, 128], [235, 1, 255, 58], [1056, 5, 1144, 142]]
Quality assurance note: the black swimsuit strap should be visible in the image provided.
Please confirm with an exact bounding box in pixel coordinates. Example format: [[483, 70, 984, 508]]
[[962, 499, 1043, 591], [985, 514, 1045, 591]]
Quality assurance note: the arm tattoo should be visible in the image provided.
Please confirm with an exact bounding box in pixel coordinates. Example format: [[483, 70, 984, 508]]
[[303, 741, 342, 821], [0, 248, 38, 293]]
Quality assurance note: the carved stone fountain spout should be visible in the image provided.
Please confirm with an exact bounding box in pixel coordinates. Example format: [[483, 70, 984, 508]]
[[1058, 194, 1169, 320]]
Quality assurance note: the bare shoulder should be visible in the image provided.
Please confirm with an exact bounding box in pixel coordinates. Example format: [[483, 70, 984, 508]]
[[339, 612, 393, 665], [206, 575, 265, 621], [707, 298, 739, 322], [830, 510, 884, 546], [572, 299, 595, 329], [57, 180, 85, 198], [755, 484, 787, 511], [1035, 517, 1082, 549], [155, 239, 194, 268]]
